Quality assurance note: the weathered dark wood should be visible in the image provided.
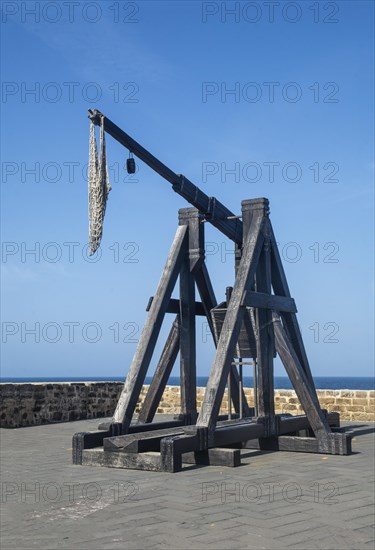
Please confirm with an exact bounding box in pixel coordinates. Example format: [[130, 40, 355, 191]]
[[211, 305, 258, 359], [183, 448, 241, 467], [103, 426, 186, 453], [195, 263, 251, 417], [97, 421, 112, 430], [99, 418, 185, 433], [160, 427, 208, 472], [278, 411, 340, 435], [194, 262, 217, 321], [242, 291, 297, 313], [179, 211, 197, 422], [217, 412, 258, 425], [79, 106, 353, 470], [137, 317, 180, 424], [273, 312, 332, 446], [243, 199, 275, 434], [256, 434, 352, 455], [130, 419, 184, 432], [213, 419, 265, 447], [72, 430, 110, 464], [88, 110, 243, 244], [113, 225, 188, 428], [269, 222, 316, 393], [242, 411, 341, 448], [82, 448, 162, 471], [326, 411, 340, 427], [197, 209, 266, 441], [146, 297, 206, 316], [179, 207, 205, 273]]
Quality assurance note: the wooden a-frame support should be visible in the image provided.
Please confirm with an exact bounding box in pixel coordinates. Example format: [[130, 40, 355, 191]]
[[112, 207, 251, 432], [73, 198, 352, 472]]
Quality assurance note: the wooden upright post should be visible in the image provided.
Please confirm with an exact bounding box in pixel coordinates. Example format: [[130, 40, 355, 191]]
[[242, 200, 275, 434], [178, 208, 203, 423]]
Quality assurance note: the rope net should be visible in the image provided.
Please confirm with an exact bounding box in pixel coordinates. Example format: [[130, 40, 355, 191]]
[[88, 116, 111, 255]]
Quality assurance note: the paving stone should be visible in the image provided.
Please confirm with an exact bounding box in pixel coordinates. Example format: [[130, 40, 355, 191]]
[[0, 420, 373, 549]]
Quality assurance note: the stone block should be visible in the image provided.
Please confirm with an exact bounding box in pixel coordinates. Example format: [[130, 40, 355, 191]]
[[354, 391, 369, 398], [346, 405, 365, 413], [341, 390, 355, 398], [318, 398, 335, 405]]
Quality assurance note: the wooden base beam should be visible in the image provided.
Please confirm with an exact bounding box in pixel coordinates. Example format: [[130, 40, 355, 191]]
[[82, 448, 162, 471], [183, 448, 241, 467], [250, 434, 352, 455]]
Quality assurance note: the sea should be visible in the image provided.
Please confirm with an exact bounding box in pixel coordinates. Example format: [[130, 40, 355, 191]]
[[0, 376, 374, 390]]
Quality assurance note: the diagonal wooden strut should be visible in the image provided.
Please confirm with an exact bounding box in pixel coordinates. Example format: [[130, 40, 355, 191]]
[[272, 312, 331, 440], [137, 316, 180, 424], [197, 207, 266, 440], [269, 223, 317, 395], [113, 224, 188, 429]]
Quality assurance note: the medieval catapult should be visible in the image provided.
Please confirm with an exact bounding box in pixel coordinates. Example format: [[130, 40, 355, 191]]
[[73, 109, 352, 472]]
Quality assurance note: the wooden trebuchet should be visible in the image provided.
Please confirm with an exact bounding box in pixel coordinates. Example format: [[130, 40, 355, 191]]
[[73, 111, 352, 472]]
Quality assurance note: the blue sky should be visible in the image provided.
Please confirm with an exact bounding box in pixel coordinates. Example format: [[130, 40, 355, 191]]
[[1, 0, 374, 380]]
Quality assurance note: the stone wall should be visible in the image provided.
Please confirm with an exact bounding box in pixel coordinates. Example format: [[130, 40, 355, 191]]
[[158, 387, 375, 423], [0, 383, 374, 428], [0, 382, 123, 428]]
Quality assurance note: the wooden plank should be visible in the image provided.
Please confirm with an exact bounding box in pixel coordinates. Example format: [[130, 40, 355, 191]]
[[239, 414, 312, 445], [243, 412, 342, 449], [269, 222, 316, 392], [72, 430, 110, 464], [217, 412, 256, 425], [137, 317, 180, 424], [255, 434, 352, 455], [278, 411, 340, 434], [213, 420, 265, 447], [82, 448, 162, 471], [327, 411, 340, 427], [103, 427, 186, 453], [243, 205, 274, 432], [194, 262, 217, 320], [128, 419, 185, 432], [211, 307, 258, 359], [183, 448, 241, 467], [179, 207, 205, 273], [255, 290, 275, 422], [278, 414, 314, 434], [179, 214, 197, 421], [195, 263, 251, 418], [146, 297, 206, 316], [242, 291, 297, 313], [273, 312, 332, 445], [197, 210, 266, 440], [160, 427, 208, 472], [112, 225, 188, 428]]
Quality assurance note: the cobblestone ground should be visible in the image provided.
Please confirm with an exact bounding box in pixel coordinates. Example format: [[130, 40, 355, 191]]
[[1, 418, 374, 549]]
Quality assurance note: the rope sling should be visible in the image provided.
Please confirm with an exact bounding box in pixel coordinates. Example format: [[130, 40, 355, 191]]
[[88, 115, 111, 255]]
